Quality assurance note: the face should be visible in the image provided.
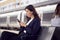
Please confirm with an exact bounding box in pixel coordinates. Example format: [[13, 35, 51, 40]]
[[25, 9, 33, 18]]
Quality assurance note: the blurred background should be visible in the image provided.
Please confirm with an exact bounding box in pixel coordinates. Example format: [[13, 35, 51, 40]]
[[0, 0, 60, 40]]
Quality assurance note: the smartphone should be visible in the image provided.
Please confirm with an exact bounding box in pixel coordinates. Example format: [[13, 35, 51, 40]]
[[17, 19, 20, 23]]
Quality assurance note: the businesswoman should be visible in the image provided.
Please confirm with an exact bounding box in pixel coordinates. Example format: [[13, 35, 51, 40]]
[[1, 5, 42, 40], [51, 3, 60, 27]]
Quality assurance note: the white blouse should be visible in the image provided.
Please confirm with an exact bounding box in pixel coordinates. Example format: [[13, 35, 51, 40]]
[[26, 18, 34, 26], [51, 16, 60, 27], [24, 18, 34, 33]]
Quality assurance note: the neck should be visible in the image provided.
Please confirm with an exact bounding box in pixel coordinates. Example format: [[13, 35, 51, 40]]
[[55, 15, 59, 18], [31, 15, 34, 19]]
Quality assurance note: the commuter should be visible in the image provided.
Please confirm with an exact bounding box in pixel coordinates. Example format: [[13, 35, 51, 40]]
[[51, 3, 60, 40], [51, 3, 60, 27]]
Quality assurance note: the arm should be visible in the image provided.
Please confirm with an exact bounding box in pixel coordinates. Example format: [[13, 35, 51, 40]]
[[25, 20, 41, 35]]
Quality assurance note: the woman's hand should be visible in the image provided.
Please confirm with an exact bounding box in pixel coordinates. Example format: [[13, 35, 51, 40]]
[[20, 22, 26, 27]]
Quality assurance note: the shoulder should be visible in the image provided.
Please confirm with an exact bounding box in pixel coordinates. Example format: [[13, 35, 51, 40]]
[[51, 18, 60, 22], [34, 18, 40, 22], [51, 18, 60, 26]]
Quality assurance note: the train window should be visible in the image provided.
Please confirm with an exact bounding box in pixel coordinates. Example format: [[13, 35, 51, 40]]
[[0, 17, 7, 23], [43, 12, 54, 21], [10, 16, 17, 23]]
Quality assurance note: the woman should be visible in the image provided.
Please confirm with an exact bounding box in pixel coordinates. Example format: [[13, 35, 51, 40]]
[[1, 5, 42, 40], [51, 3, 60, 40], [51, 3, 60, 27]]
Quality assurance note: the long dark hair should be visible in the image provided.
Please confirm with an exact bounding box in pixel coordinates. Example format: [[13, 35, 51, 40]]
[[25, 5, 40, 20], [55, 3, 60, 17]]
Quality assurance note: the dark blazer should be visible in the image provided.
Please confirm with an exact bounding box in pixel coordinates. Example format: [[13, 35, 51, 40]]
[[18, 17, 42, 40]]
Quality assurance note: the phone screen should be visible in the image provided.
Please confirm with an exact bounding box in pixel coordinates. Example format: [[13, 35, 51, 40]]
[[17, 19, 20, 23]]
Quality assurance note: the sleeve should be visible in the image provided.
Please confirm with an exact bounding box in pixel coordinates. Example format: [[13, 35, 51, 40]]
[[19, 27, 25, 33], [25, 25, 32, 35]]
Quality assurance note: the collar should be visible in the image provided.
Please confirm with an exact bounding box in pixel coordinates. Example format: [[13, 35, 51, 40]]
[[26, 18, 34, 26]]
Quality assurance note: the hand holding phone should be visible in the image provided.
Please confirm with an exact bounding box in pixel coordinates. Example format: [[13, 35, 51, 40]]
[[17, 19, 20, 23]]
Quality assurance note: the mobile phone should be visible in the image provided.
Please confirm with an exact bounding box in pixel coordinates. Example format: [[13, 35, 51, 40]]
[[17, 19, 20, 23]]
